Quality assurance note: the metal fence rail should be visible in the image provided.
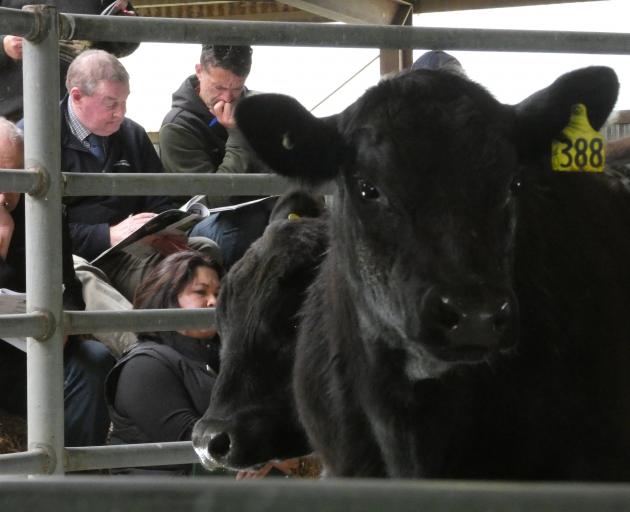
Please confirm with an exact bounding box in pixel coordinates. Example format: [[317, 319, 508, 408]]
[[0, 7, 630, 504], [5, 6, 630, 54], [62, 13, 630, 54], [3, 476, 630, 512], [62, 172, 303, 197]]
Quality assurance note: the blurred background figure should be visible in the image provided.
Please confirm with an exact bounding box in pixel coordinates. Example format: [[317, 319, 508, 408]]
[[411, 49, 467, 77]]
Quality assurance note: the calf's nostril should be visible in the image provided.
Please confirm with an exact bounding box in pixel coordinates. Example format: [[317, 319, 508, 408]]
[[492, 301, 512, 333], [208, 431, 231, 460], [437, 297, 461, 330]]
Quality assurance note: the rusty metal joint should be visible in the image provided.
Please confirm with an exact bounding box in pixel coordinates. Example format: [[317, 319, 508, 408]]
[[22, 5, 55, 44], [32, 309, 56, 341], [28, 165, 50, 198], [28, 444, 57, 474]]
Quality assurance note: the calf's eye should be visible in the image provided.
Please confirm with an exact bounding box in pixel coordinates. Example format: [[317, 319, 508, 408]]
[[357, 177, 380, 201], [510, 177, 522, 195]]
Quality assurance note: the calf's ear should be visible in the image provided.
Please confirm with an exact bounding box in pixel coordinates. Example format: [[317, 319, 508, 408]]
[[236, 93, 343, 184], [513, 66, 618, 158]]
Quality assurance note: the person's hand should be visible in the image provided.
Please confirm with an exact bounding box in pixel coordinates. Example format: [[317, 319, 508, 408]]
[[3, 35, 23, 61], [114, 0, 136, 15], [235, 458, 300, 480], [109, 212, 157, 246], [113, 0, 129, 10], [212, 100, 237, 130], [145, 234, 188, 256], [0, 201, 15, 260]]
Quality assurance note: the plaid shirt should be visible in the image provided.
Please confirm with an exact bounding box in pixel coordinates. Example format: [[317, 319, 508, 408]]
[[66, 100, 107, 152]]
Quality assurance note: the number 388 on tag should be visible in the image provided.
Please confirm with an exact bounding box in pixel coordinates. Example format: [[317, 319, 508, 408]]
[[551, 103, 606, 173]]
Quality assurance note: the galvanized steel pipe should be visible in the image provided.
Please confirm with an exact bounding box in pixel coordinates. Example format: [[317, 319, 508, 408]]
[[0, 7, 37, 40], [0, 169, 44, 195], [62, 172, 302, 197], [21, 5, 64, 476], [64, 308, 216, 336], [61, 13, 630, 54], [64, 441, 198, 472], [0, 449, 49, 476], [0, 312, 51, 340]]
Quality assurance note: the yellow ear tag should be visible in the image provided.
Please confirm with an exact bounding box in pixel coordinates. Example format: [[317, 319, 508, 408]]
[[551, 103, 605, 173], [287, 212, 301, 221]]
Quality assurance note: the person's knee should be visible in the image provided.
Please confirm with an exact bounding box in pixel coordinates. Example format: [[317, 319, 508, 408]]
[[188, 236, 222, 265], [68, 339, 115, 380], [194, 207, 270, 268]]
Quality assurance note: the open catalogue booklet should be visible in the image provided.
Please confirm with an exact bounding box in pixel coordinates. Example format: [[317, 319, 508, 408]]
[[90, 195, 279, 265], [0, 288, 27, 352]]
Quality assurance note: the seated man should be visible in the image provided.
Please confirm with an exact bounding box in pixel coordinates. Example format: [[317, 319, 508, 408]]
[[0, 117, 114, 446], [58, 49, 218, 301], [160, 44, 273, 269]]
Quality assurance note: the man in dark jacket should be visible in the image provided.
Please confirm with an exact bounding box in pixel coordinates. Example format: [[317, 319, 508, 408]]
[[159, 45, 273, 269], [60, 49, 217, 301], [0, 0, 138, 122]]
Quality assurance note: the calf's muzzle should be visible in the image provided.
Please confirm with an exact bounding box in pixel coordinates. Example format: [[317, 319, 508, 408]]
[[420, 284, 517, 361]]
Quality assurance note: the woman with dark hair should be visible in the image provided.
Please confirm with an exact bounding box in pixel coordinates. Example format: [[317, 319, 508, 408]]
[[104, 250, 223, 473]]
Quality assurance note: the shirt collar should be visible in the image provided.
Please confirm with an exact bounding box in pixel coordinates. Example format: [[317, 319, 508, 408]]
[[66, 100, 92, 146]]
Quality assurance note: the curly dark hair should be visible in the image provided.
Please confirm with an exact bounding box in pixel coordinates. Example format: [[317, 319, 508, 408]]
[[200, 44, 252, 77]]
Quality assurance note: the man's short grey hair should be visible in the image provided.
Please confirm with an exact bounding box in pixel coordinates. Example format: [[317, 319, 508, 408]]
[[0, 117, 24, 146], [200, 45, 252, 77], [65, 49, 129, 95]]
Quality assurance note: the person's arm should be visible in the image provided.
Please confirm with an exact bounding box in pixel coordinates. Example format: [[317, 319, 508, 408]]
[[159, 122, 220, 175], [220, 128, 254, 175], [67, 221, 112, 262], [61, 208, 85, 311], [160, 122, 257, 208], [114, 354, 201, 441]]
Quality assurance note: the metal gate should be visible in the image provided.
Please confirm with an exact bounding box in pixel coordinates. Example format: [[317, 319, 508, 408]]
[[1, 4, 630, 508]]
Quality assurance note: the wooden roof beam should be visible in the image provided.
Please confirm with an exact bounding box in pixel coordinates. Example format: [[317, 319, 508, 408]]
[[132, 1, 327, 22], [279, 0, 412, 25], [279, 0, 414, 76]]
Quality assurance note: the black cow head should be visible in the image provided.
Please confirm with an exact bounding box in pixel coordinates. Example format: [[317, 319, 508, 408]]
[[236, 67, 618, 380], [192, 191, 328, 470]]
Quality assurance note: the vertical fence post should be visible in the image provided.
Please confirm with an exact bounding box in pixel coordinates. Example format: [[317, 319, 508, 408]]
[[22, 5, 64, 475]]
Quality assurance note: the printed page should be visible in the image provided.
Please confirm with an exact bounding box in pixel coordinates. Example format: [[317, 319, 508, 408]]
[[91, 209, 202, 265], [0, 289, 27, 352]]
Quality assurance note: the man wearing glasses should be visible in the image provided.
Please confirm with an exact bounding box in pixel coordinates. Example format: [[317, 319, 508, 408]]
[[159, 45, 273, 269]]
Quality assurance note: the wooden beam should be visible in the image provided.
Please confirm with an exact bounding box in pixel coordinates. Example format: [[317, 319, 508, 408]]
[[280, 0, 412, 25], [131, 0, 608, 18], [378, 3, 411, 76], [132, 1, 326, 21]]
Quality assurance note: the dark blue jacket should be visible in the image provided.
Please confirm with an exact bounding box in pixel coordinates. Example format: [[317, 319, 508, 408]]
[[60, 96, 175, 261]]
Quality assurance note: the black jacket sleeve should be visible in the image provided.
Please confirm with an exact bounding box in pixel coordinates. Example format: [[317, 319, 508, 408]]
[[61, 206, 85, 311]]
